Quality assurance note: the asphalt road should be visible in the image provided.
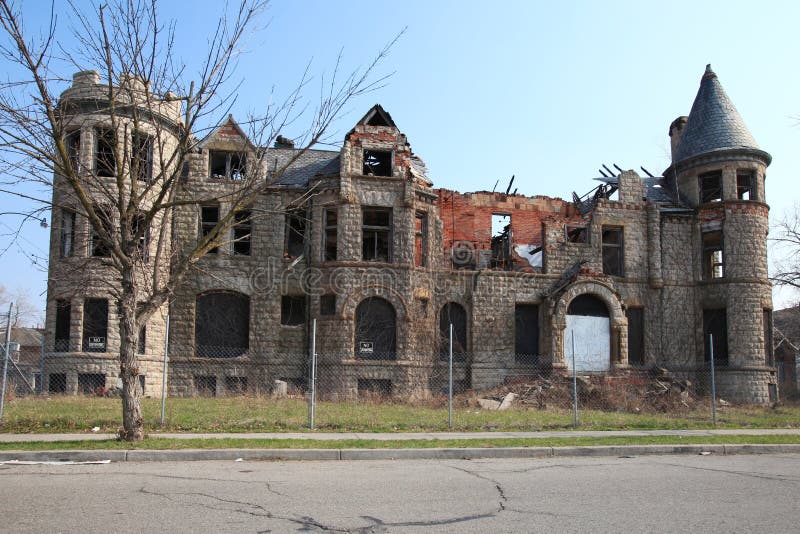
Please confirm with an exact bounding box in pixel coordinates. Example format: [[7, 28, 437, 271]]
[[1, 454, 798, 533]]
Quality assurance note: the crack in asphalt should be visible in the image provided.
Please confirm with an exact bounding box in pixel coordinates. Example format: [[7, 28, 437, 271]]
[[649, 459, 800, 484], [446, 464, 508, 513]]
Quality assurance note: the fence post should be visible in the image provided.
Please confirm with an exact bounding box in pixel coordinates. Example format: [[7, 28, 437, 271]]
[[709, 333, 717, 428], [571, 330, 579, 427], [160, 314, 170, 426], [0, 303, 13, 421], [448, 322, 453, 430], [309, 318, 317, 430], [38, 328, 45, 395]]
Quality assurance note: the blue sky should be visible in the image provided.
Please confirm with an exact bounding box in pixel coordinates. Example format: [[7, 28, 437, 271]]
[[2, 0, 799, 317]]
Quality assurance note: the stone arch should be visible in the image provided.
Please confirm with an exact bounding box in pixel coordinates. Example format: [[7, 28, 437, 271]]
[[340, 284, 409, 321]]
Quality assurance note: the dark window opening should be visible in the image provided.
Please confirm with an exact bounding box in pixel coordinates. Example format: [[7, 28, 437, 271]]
[[566, 225, 588, 243], [95, 128, 116, 177], [48, 373, 66, 394], [90, 205, 113, 257], [764, 309, 774, 366], [415, 211, 428, 267], [285, 209, 306, 258], [699, 171, 722, 203], [138, 375, 145, 396], [78, 373, 105, 395], [195, 292, 250, 358], [225, 376, 248, 395], [418, 298, 428, 318], [358, 378, 392, 398], [627, 307, 645, 366], [568, 295, 610, 317], [281, 295, 306, 326], [60, 210, 75, 258], [200, 205, 220, 254], [323, 207, 338, 261], [66, 130, 81, 172], [601, 227, 624, 276], [195, 375, 217, 397], [355, 297, 396, 360], [491, 214, 512, 270], [702, 230, 724, 279], [54, 300, 71, 352], [209, 150, 247, 180], [132, 213, 149, 261], [439, 302, 467, 362], [82, 298, 108, 352], [362, 149, 392, 176], [362, 207, 392, 262], [703, 309, 728, 366], [320, 294, 336, 316], [132, 131, 153, 182], [515, 304, 540, 364], [737, 171, 754, 200], [137, 325, 146, 355], [233, 210, 251, 256]]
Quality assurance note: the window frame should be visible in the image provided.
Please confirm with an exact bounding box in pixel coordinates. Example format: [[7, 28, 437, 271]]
[[362, 149, 393, 176], [414, 211, 428, 267], [702, 230, 724, 280], [601, 226, 624, 277], [82, 298, 109, 353], [200, 204, 220, 254], [94, 128, 117, 177], [131, 131, 154, 183], [54, 299, 71, 352], [699, 171, 722, 203], [285, 209, 306, 258], [281, 295, 306, 326], [514, 303, 540, 364], [736, 170, 755, 200], [361, 207, 392, 262], [60, 209, 76, 258], [89, 204, 113, 258], [703, 308, 729, 366], [65, 130, 81, 173], [232, 210, 252, 256], [323, 207, 338, 262], [626, 307, 645, 366], [209, 150, 247, 180]]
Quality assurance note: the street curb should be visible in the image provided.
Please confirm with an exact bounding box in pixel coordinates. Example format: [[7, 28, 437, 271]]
[[2, 444, 800, 463]]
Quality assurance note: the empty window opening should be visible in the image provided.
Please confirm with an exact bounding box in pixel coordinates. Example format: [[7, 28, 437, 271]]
[[200, 205, 220, 254], [95, 128, 116, 177], [355, 297, 396, 360], [195, 375, 217, 397], [60, 210, 75, 258], [568, 295, 610, 317], [358, 378, 392, 398], [82, 298, 108, 352], [566, 225, 588, 243], [737, 171, 754, 200], [362, 207, 392, 262], [285, 209, 306, 258], [764, 309, 774, 366], [281, 295, 306, 326], [48, 373, 66, 394], [195, 292, 250, 358], [702, 230, 724, 279], [439, 302, 467, 362], [233, 210, 251, 256], [415, 211, 428, 267], [320, 294, 336, 316], [138, 375, 145, 396], [601, 227, 624, 276], [699, 171, 722, 203], [703, 309, 728, 366], [491, 214, 512, 269], [362, 149, 392, 176], [65, 130, 81, 172], [90, 205, 113, 257], [137, 325, 146, 355], [78, 373, 105, 395], [132, 213, 149, 261], [209, 150, 246, 180], [627, 307, 645, 366], [515, 304, 540, 364], [323, 207, 338, 261], [132, 131, 153, 182], [225, 376, 248, 395], [55, 300, 71, 352]]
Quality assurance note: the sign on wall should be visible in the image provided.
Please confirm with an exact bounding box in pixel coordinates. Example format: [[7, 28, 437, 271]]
[[359, 341, 374, 354]]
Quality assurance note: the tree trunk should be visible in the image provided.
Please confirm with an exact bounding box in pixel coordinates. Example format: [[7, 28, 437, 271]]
[[118, 267, 144, 441]]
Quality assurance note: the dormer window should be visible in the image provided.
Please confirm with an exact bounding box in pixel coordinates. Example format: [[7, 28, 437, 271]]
[[363, 149, 392, 176], [699, 171, 722, 203], [209, 150, 246, 180]]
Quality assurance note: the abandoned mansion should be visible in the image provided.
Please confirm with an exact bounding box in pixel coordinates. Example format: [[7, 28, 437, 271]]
[[43, 65, 777, 403]]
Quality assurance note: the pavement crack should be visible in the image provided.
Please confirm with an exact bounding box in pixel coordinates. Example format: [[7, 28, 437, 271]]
[[446, 464, 508, 513], [650, 460, 800, 483]]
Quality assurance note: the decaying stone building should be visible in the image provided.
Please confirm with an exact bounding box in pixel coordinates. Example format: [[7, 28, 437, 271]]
[[43, 65, 777, 403]]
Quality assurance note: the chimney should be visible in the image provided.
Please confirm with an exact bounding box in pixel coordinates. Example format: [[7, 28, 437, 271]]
[[72, 70, 100, 87], [669, 116, 688, 163], [274, 135, 295, 149]]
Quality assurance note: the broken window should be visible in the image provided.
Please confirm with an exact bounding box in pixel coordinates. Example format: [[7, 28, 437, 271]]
[[323, 207, 338, 261], [195, 375, 217, 397], [137, 325, 146, 355], [737, 171, 754, 200], [491, 214, 511, 269], [439, 302, 467, 362], [627, 307, 645, 366], [281, 295, 305, 326], [514, 304, 539, 364], [94, 128, 116, 177], [78, 373, 105, 395], [225, 376, 248, 395], [703, 308, 728, 366], [355, 297, 396, 360], [65, 130, 81, 172], [702, 230, 724, 279], [601, 227, 624, 276], [764, 309, 774, 366], [362, 149, 392, 176], [232, 210, 251, 256], [362, 207, 392, 262], [82, 298, 108, 352], [54, 300, 71, 351], [285, 209, 306, 258], [320, 294, 336, 316], [415, 211, 428, 267], [699, 171, 722, 203], [90, 204, 113, 257], [566, 225, 588, 243], [132, 131, 153, 182], [200, 205, 220, 254], [60, 209, 75, 258], [209, 150, 246, 180], [195, 292, 250, 358]]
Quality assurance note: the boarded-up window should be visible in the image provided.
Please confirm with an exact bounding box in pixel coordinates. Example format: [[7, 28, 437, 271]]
[[355, 297, 396, 360], [627, 307, 644, 366], [700, 171, 722, 203], [602, 227, 624, 276], [281, 295, 305, 326], [362, 207, 392, 262], [82, 299, 108, 352], [195, 292, 249, 358], [285, 209, 306, 258], [702, 230, 724, 279], [323, 207, 338, 261], [439, 302, 467, 361], [415, 211, 428, 267], [703, 308, 728, 366], [515, 304, 539, 364], [764, 309, 774, 366], [54, 300, 71, 351]]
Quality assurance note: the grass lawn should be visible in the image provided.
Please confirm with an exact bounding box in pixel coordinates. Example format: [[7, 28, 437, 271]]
[[1, 396, 799, 434]]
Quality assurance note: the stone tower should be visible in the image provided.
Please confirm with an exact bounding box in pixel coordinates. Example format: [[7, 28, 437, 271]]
[[667, 65, 775, 402]]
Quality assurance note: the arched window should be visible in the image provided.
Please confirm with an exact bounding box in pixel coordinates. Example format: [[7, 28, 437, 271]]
[[355, 297, 396, 360], [567, 294, 610, 317], [195, 292, 250, 358], [439, 302, 467, 362]]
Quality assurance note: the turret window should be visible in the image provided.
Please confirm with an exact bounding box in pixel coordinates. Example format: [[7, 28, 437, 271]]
[[94, 128, 116, 177], [737, 171, 754, 200], [702, 230, 724, 279], [699, 171, 722, 203]]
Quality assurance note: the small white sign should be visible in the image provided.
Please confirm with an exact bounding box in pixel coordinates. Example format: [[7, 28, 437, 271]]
[[88, 336, 105, 349], [359, 341, 374, 354]]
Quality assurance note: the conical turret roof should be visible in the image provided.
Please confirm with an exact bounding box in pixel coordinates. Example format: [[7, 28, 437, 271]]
[[674, 65, 764, 164]]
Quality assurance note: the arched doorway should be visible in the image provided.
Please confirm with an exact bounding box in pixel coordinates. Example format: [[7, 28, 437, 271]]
[[355, 297, 396, 360], [564, 294, 610, 371]]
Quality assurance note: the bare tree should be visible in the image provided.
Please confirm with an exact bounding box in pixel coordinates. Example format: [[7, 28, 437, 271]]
[[0, 0, 395, 440], [0, 284, 43, 327], [772, 204, 800, 300]]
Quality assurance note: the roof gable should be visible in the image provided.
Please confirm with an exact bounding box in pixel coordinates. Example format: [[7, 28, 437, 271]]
[[199, 114, 255, 150], [357, 104, 396, 128]]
